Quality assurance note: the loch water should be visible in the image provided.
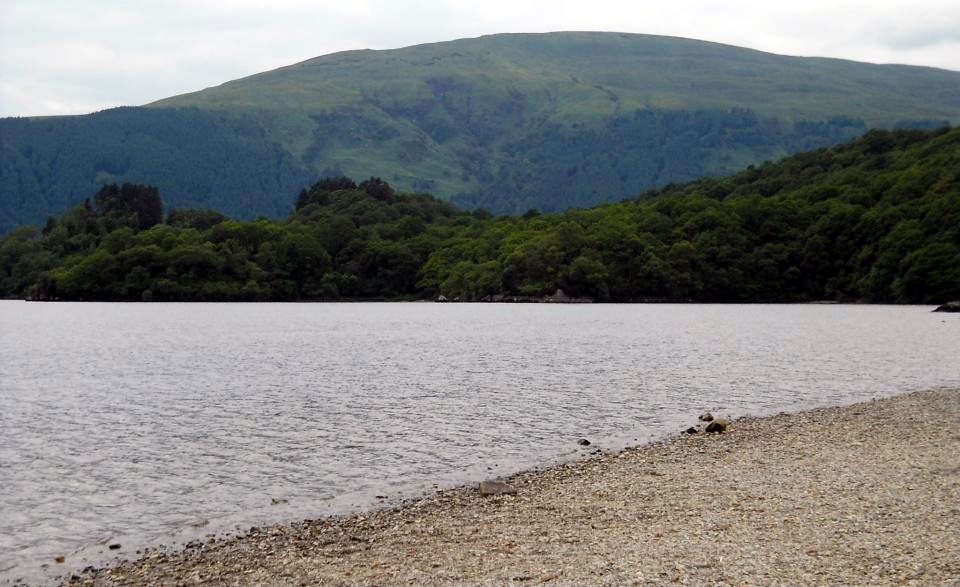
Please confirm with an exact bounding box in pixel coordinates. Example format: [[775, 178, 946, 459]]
[[1, 301, 958, 582]]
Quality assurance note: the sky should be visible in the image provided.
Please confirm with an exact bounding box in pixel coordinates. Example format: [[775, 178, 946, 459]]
[[2, 0, 959, 118]]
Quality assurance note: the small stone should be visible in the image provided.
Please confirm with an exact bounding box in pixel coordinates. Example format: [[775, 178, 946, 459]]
[[271, 498, 288, 505], [705, 418, 729, 433], [683, 426, 698, 434], [578, 438, 591, 446], [699, 412, 714, 422], [54, 555, 65, 564], [479, 480, 517, 496], [109, 543, 121, 550]]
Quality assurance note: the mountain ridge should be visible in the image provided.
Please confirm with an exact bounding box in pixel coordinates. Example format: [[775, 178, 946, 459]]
[[3, 31, 960, 234], [152, 32, 960, 124]]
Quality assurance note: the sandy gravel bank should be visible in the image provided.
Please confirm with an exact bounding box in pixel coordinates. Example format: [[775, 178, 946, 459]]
[[69, 389, 959, 585]]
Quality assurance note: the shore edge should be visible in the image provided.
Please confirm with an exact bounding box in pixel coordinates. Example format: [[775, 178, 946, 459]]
[[65, 388, 960, 585]]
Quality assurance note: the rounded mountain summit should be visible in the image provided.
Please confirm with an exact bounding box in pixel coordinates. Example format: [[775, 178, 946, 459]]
[[3, 31, 959, 233]]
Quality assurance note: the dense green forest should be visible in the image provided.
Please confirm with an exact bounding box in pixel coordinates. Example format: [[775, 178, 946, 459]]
[[3, 32, 960, 233], [1, 127, 957, 304], [0, 107, 313, 235]]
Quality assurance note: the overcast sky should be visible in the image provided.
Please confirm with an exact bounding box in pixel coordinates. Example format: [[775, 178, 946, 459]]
[[2, 0, 959, 118]]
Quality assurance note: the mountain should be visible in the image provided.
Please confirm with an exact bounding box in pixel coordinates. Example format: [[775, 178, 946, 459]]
[[3, 31, 960, 234], [2, 127, 957, 304]]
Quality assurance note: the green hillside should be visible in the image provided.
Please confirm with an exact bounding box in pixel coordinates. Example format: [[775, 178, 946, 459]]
[[0, 108, 314, 234], [3, 32, 960, 234], [159, 32, 960, 124], [2, 127, 957, 304]]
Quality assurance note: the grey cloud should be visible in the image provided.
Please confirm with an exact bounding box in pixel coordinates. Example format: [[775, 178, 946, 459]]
[[881, 26, 960, 50]]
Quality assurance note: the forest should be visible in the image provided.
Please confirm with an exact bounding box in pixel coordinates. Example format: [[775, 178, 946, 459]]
[[1, 126, 957, 304], [0, 107, 313, 235], [0, 106, 883, 235]]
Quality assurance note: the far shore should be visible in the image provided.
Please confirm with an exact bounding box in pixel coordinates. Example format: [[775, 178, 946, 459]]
[[10, 297, 954, 306], [62, 388, 960, 585]]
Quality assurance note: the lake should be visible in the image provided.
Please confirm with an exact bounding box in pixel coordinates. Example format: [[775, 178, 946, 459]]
[[1, 301, 957, 582]]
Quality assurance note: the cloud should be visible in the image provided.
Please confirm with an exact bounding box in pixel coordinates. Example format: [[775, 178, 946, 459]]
[[879, 25, 960, 51], [1, 0, 959, 117]]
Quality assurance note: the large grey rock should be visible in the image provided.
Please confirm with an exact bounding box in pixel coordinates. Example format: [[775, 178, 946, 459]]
[[479, 480, 517, 496], [933, 301, 960, 312]]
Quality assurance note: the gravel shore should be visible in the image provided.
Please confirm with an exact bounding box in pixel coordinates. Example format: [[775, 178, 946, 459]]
[[69, 389, 959, 586]]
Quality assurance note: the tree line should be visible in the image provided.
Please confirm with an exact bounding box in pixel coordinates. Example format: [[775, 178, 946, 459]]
[[1, 127, 957, 304]]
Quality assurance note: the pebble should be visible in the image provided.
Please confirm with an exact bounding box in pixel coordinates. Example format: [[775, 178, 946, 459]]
[[478, 480, 517, 496]]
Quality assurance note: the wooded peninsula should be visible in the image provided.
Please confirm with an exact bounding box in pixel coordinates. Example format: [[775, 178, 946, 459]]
[[1, 127, 957, 304]]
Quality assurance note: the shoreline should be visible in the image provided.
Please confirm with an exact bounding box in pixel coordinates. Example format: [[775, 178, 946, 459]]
[[8, 298, 950, 307], [61, 388, 959, 585]]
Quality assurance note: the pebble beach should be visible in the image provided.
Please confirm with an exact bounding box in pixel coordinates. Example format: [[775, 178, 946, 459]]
[[64, 388, 959, 586]]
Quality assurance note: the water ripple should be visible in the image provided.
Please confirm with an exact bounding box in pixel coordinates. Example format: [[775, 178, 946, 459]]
[[0, 302, 957, 582]]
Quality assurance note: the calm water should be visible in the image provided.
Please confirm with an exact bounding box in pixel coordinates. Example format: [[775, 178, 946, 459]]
[[1, 301, 958, 582]]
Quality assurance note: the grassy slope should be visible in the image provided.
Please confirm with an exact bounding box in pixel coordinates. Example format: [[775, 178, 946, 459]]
[[155, 32, 960, 124], [150, 31, 960, 207], [3, 32, 960, 234]]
